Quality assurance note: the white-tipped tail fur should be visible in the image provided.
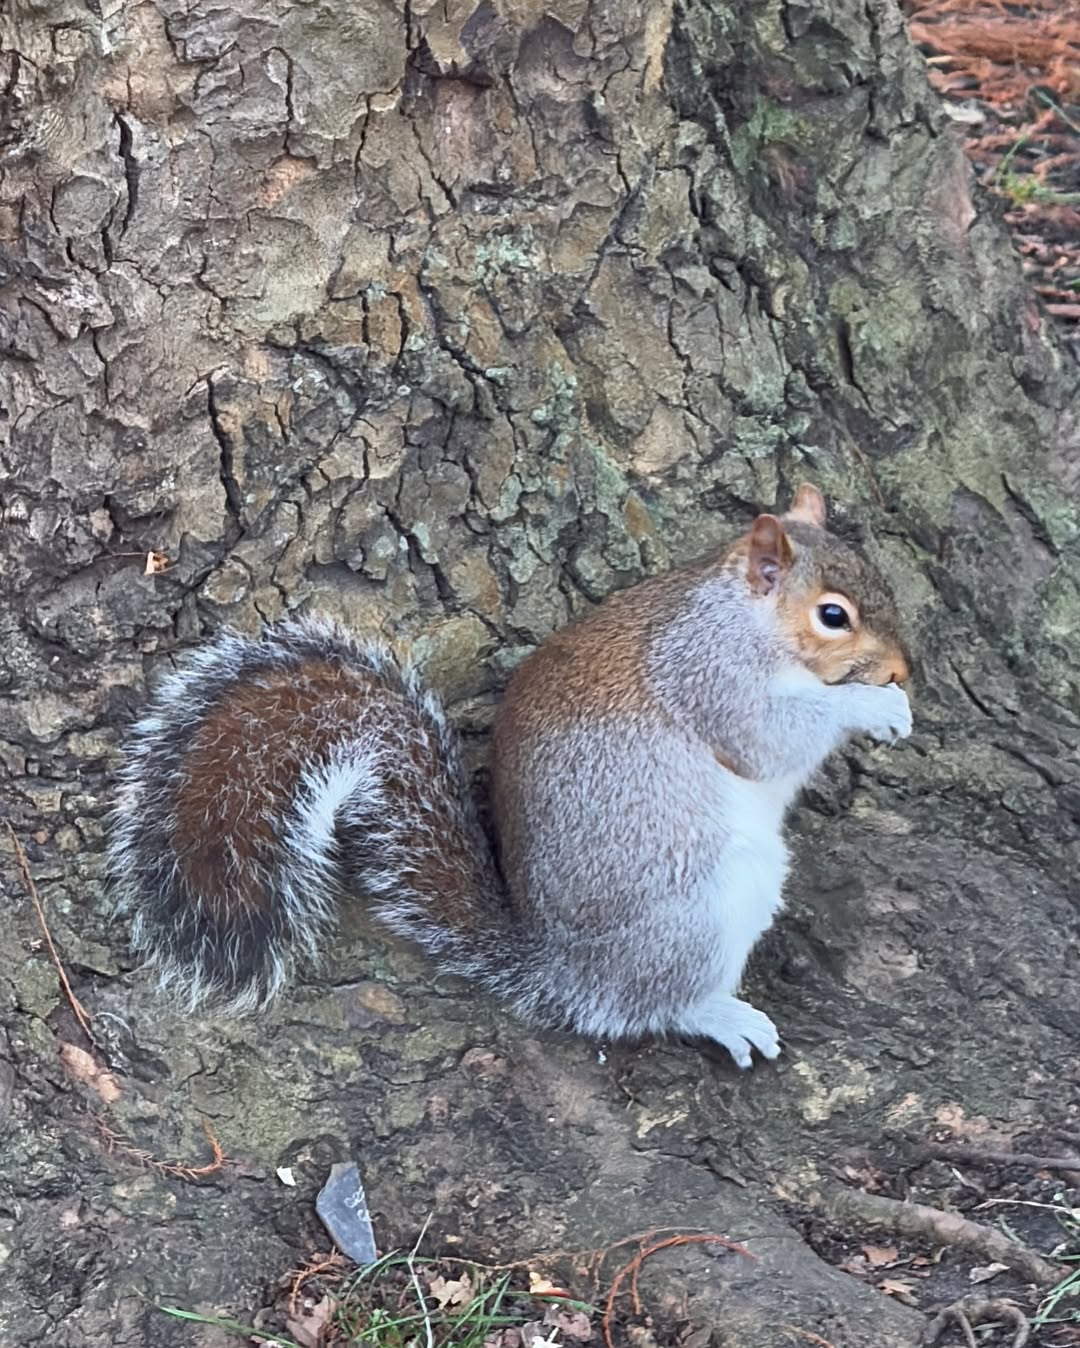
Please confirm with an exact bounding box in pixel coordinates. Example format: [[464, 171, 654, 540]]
[[109, 617, 520, 1016]]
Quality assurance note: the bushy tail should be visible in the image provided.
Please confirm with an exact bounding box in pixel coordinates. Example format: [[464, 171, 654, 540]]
[[109, 617, 528, 1015]]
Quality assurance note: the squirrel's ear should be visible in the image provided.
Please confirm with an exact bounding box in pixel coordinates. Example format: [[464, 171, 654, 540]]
[[747, 514, 794, 596], [785, 483, 827, 528]]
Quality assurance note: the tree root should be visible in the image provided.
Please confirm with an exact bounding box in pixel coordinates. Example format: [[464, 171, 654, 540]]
[[920, 1141, 1080, 1176], [7, 821, 96, 1045], [811, 1185, 1063, 1287], [601, 1232, 755, 1348], [922, 1296, 1030, 1348]]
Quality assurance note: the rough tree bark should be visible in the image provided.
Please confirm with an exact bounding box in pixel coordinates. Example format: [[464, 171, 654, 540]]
[[1, 0, 1078, 1345]]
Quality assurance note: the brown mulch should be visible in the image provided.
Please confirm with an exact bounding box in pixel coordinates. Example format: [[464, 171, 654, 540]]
[[903, 0, 1080, 344]]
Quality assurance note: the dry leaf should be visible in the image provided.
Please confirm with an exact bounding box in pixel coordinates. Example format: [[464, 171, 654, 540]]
[[459, 1048, 508, 1077], [878, 1278, 918, 1306], [59, 1043, 122, 1103], [484, 1331, 522, 1348], [969, 1261, 1009, 1284], [285, 1294, 335, 1348], [626, 1327, 660, 1348], [144, 550, 169, 574], [428, 1273, 472, 1309], [861, 1244, 899, 1267], [543, 1308, 592, 1341], [840, 1162, 887, 1191], [529, 1271, 570, 1298]]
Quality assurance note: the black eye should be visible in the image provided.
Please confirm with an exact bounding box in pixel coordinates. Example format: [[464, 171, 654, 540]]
[[818, 603, 850, 630]]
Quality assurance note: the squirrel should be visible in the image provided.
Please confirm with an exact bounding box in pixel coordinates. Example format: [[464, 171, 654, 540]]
[[109, 484, 912, 1068]]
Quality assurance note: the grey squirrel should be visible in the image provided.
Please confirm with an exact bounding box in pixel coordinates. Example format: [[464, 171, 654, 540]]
[[110, 484, 912, 1068]]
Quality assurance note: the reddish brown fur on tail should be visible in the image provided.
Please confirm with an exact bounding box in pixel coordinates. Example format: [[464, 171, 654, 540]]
[[174, 662, 380, 909]]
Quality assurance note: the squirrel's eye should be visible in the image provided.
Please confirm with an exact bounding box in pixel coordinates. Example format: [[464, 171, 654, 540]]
[[810, 592, 859, 639], [818, 603, 850, 631]]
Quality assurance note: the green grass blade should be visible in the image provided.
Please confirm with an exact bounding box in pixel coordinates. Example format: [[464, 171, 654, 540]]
[[157, 1304, 302, 1347]]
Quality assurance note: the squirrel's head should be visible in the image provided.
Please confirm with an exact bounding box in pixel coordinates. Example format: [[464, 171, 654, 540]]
[[726, 484, 911, 687]]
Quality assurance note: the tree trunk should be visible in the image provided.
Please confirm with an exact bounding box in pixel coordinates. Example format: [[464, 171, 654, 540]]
[[2, 0, 1077, 1344]]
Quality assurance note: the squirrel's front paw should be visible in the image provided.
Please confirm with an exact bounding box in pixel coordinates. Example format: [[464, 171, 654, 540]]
[[853, 682, 912, 744]]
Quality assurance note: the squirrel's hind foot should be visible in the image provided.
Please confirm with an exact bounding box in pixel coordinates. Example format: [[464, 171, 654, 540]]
[[677, 993, 781, 1069]]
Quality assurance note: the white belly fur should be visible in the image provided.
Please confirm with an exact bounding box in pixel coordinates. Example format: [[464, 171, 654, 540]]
[[703, 769, 798, 992]]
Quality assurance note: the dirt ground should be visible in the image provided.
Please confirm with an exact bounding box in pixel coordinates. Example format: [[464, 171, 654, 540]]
[[6, 668, 1080, 1346]]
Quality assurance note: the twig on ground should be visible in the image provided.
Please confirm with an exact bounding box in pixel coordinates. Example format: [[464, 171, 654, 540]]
[[287, 1249, 347, 1316], [922, 1296, 1030, 1348], [407, 1214, 436, 1348], [434, 1226, 713, 1283], [920, 1141, 1080, 1175], [601, 1232, 756, 1348], [779, 1326, 837, 1348], [6, 821, 96, 1045], [94, 1116, 226, 1183], [811, 1185, 1063, 1287]]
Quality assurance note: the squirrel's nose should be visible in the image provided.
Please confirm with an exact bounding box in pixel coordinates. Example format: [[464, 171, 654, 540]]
[[889, 653, 911, 685]]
